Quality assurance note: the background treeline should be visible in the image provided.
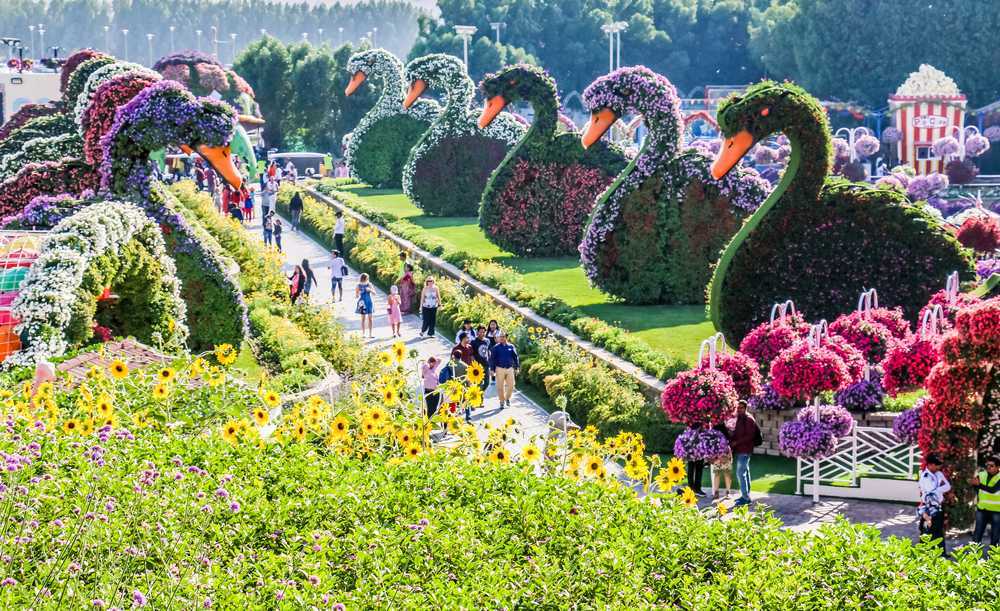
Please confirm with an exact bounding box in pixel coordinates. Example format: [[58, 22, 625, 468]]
[[0, 0, 422, 62]]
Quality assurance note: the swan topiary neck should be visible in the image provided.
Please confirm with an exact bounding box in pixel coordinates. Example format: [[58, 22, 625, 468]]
[[481, 64, 559, 140], [348, 49, 407, 112], [405, 54, 475, 122]]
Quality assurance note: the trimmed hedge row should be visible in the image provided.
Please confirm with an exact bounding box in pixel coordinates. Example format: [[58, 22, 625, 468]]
[[279, 183, 682, 451], [314, 180, 688, 380], [171, 182, 368, 389]]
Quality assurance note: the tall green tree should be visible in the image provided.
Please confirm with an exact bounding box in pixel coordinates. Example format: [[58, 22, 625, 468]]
[[234, 36, 291, 148]]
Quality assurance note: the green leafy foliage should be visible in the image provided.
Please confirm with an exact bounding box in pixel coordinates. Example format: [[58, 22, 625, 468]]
[[410, 133, 510, 215], [0, 114, 75, 160], [709, 81, 975, 342], [350, 113, 431, 188]]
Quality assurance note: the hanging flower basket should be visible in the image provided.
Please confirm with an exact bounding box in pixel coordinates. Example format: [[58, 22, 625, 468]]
[[834, 374, 885, 412], [660, 368, 739, 427], [769, 342, 850, 402], [699, 350, 762, 400], [829, 311, 895, 362], [748, 383, 799, 412], [881, 337, 940, 396], [892, 401, 923, 445], [778, 418, 837, 459], [672, 427, 730, 462], [739, 309, 810, 368]]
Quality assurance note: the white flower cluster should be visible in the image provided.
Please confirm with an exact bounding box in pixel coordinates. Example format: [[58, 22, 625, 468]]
[[73, 61, 158, 128], [0, 132, 83, 182], [344, 49, 440, 181], [10, 200, 188, 366], [895, 64, 962, 98], [400, 53, 524, 205]]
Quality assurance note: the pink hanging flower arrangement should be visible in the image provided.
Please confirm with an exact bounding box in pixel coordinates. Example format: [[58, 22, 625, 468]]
[[660, 368, 739, 427], [863, 307, 911, 340], [829, 311, 895, 362], [823, 334, 867, 383], [769, 342, 850, 402], [739, 313, 810, 368], [881, 336, 941, 396], [918, 289, 980, 331], [699, 351, 762, 400]]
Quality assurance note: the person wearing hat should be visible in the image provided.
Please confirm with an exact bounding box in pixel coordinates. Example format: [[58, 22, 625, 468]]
[[489, 331, 519, 409]]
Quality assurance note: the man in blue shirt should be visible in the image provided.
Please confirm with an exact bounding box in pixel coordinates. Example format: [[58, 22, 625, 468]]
[[489, 332, 519, 408]]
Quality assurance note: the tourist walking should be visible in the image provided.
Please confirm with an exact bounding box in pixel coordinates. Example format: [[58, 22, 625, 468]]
[[454, 319, 475, 345], [288, 191, 304, 231], [485, 320, 502, 347], [421, 356, 442, 419], [686, 423, 707, 497], [398, 264, 416, 314], [288, 265, 305, 304], [330, 250, 346, 302], [242, 185, 254, 222], [273, 216, 283, 252], [711, 422, 734, 499], [972, 455, 1000, 556], [470, 326, 491, 390], [356, 272, 375, 338], [490, 332, 519, 409], [284, 160, 297, 182], [262, 211, 274, 247], [334, 211, 345, 255], [263, 176, 278, 218], [918, 453, 951, 556], [419, 277, 440, 338], [726, 400, 762, 507], [451, 332, 474, 367], [300, 259, 318, 302], [387, 286, 403, 338]]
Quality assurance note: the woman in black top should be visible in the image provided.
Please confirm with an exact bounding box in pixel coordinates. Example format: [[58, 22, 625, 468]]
[[301, 259, 318, 301]]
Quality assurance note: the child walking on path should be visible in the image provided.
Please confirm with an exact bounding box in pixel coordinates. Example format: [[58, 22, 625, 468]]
[[387, 286, 403, 338]]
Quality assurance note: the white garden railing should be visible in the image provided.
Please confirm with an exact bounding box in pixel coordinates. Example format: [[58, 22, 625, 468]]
[[797, 425, 920, 501]]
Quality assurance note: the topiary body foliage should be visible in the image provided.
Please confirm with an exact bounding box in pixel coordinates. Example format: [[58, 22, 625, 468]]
[[402, 54, 524, 216], [478, 64, 626, 256], [578, 66, 769, 305], [708, 81, 974, 343], [0, 114, 76, 161], [63, 56, 117, 114], [345, 49, 438, 188]]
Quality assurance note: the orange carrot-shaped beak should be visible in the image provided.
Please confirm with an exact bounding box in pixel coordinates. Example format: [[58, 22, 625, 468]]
[[186, 144, 242, 189], [403, 79, 427, 109], [711, 131, 755, 180], [581, 108, 617, 149], [477, 95, 507, 129], [345, 71, 366, 96]]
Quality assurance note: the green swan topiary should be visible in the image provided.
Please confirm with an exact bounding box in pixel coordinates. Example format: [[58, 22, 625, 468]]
[[708, 80, 975, 343], [344, 49, 439, 189], [477, 64, 627, 257], [401, 53, 524, 216], [578, 66, 770, 305]]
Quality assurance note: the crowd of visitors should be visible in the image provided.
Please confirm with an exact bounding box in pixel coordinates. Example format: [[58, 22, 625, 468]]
[[683, 402, 762, 506]]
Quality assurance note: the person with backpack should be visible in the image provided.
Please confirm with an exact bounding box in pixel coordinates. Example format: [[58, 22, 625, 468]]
[[272, 214, 283, 252], [725, 400, 763, 508], [262, 211, 274, 247], [288, 191, 304, 231]]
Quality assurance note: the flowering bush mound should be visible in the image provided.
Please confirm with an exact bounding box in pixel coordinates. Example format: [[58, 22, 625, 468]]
[[345, 49, 437, 188], [154, 51, 260, 118], [402, 54, 523, 216], [60, 48, 105, 93], [0, 113, 75, 161], [578, 66, 769, 304], [477, 64, 626, 256], [769, 342, 849, 402], [0, 103, 58, 141], [63, 55, 117, 113], [0, 160, 100, 220], [71, 60, 157, 126], [707, 80, 974, 343], [0, 132, 83, 182], [82, 71, 162, 164]]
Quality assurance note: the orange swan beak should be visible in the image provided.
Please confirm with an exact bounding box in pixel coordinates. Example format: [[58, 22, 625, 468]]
[[711, 131, 755, 180], [403, 79, 427, 109], [478, 95, 508, 129], [345, 71, 366, 96], [183, 144, 243, 189], [581, 109, 617, 149]]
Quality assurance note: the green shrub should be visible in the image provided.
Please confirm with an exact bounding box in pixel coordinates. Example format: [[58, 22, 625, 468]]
[[349, 113, 431, 188]]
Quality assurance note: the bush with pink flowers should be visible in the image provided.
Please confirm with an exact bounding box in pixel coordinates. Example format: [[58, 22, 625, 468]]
[[660, 368, 739, 427], [0, 160, 99, 218], [739, 313, 810, 369], [829, 312, 895, 362], [769, 342, 850, 401], [699, 351, 762, 400], [881, 336, 941, 396], [823, 334, 867, 383]]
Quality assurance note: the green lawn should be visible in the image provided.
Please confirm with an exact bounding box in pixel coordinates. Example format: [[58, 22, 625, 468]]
[[343, 187, 712, 363]]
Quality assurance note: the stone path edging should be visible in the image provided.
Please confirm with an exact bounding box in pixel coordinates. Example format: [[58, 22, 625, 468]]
[[304, 186, 667, 402]]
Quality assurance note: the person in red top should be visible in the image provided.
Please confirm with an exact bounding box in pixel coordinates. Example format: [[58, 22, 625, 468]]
[[450, 332, 474, 370], [725, 400, 762, 507]]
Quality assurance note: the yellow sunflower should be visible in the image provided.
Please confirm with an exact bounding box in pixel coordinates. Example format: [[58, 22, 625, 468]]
[[403, 443, 422, 459], [583, 455, 603, 478], [292, 422, 307, 442], [221, 420, 240, 444], [520, 444, 541, 463], [396, 428, 416, 446], [381, 387, 399, 406], [252, 408, 269, 427], [95, 395, 113, 418], [377, 351, 393, 368], [392, 342, 406, 363], [716, 501, 729, 516], [35, 381, 54, 398], [445, 383, 463, 403], [131, 411, 150, 429], [488, 447, 510, 464], [464, 385, 483, 407], [666, 457, 686, 484], [206, 366, 226, 388], [679, 487, 698, 507], [157, 367, 176, 383], [261, 390, 281, 408], [109, 359, 129, 380], [466, 361, 485, 385], [79, 419, 94, 436], [100, 415, 117, 429], [214, 344, 238, 366], [361, 419, 377, 436], [445, 418, 462, 435], [189, 357, 206, 377], [330, 416, 350, 439], [62, 418, 81, 435], [152, 383, 170, 401]]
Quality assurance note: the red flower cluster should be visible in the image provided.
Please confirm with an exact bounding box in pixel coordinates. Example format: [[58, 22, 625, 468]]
[[829, 311, 895, 362], [0, 160, 99, 218], [824, 334, 867, 383], [485, 159, 614, 256], [881, 337, 940, 396], [956, 216, 1000, 253], [918, 296, 1000, 524], [82, 72, 161, 164], [769, 342, 850, 402], [0, 103, 58, 141], [660, 368, 739, 427], [699, 351, 762, 400], [863, 306, 912, 340], [739, 313, 810, 369], [918, 289, 981, 331]]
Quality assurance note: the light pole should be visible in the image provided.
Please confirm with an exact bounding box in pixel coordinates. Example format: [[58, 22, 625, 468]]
[[600, 24, 614, 73], [489, 21, 505, 45], [614, 21, 627, 69], [103, 25, 110, 53], [195, 29, 202, 52], [230, 33, 237, 64], [260, 28, 267, 37], [38, 25, 45, 58], [121, 28, 129, 61], [146, 33, 154, 67], [169, 25, 175, 53], [211, 26, 218, 59], [318, 28, 323, 45], [453, 25, 477, 71], [28, 26, 34, 58], [338, 27, 343, 46], [371, 27, 377, 47]]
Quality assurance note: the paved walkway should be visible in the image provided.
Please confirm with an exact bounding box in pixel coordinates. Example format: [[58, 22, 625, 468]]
[[240, 193, 978, 548]]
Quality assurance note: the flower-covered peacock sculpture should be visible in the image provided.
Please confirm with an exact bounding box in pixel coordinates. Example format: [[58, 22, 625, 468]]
[[401, 53, 524, 216], [344, 49, 439, 188], [477, 64, 627, 257], [707, 81, 974, 343], [578, 66, 770, 304]]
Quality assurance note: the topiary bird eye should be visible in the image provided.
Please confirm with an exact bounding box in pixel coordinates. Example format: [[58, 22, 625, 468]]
[[760, 107, 770, 117]]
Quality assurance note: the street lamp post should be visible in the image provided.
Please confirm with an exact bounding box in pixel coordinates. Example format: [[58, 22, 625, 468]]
[[146, 33, 154, 67], [614, 21, 627, 70], [318, 28, 324, 45], [169, 26, 175, 53], [260, 28, 267, 37], [38, 25, 45, 59], [601, 22, 627, 73], [453, 25, 477, 71], [103, 25, 110, 53], [211, 26, 219, 59], [230, 33, 237, 64], [195, 29, 202, 52], [489, 21, 505, 45], [121, 29, 129, 61], [372, 27, 377, 47], [338, 27, 344, 46], [28, 26, 34, 58]]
